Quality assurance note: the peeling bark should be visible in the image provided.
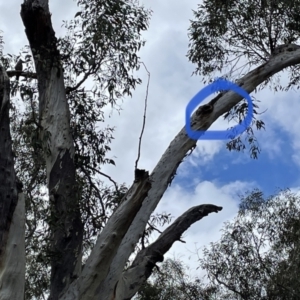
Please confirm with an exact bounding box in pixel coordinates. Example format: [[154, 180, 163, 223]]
[[0, 65, 25, 299], [20, 1, 83, 299]]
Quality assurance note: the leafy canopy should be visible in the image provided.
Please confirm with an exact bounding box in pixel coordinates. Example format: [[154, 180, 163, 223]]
[[188, 0, 300, 81], [199, 189, 300, 299]]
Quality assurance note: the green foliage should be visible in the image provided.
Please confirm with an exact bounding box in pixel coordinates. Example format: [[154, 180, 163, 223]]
[[199, 189, 300, 299], [188, 0, 300, 79], [224, 95, 265, 159], [186, 0, 300, 158], [135, 258, 218, 300], [60, 0, 151, 101]]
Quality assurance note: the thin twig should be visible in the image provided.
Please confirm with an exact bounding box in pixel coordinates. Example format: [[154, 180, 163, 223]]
[[79, 166, 106, 216], [85, 164, 118, 191], [135, 62, 150, 170]]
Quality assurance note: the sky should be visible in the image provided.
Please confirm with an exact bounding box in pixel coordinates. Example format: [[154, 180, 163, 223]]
[[2, 0, 300, 281]]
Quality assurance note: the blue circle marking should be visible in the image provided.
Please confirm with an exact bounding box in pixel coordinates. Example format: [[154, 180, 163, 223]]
[[185, 78, 253, 140]]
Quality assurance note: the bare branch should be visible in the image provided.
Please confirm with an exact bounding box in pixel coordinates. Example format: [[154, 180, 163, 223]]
[[85, 164, 119, 191], [115, 204, 222, 299], [135, 62, 150, 171]]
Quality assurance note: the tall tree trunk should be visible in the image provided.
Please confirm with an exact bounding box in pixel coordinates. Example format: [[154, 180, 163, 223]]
[[20, 1, 83, 299], [0, 64, 25, 300]]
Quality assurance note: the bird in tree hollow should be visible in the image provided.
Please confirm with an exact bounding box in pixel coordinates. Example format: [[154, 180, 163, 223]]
[[15, 59, 23, 81]]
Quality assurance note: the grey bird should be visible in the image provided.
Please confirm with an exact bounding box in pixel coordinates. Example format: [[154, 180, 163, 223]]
[[15, 59, 23, 81]]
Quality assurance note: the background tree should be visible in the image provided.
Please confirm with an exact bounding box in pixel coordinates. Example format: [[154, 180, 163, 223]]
[[135, 258, 218, 300], [199, 189, 300, 299], [188, 0, 300, 158], [2, 0, 300, 299]]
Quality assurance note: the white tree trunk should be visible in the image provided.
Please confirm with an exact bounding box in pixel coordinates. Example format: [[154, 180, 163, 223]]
[[0, 65, 25, 300], [0, 193, 25, 300]]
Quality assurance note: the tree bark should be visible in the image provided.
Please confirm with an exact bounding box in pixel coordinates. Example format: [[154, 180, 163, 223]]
[[114, 204, 222, 299], [77, 172, 152, 299], [0, 64, 25, 299], [20, 1, 83, 299]]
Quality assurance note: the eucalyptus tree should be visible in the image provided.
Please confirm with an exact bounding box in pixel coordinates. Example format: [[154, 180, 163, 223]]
[[188, 0, 300, 157], [135, 258, 218, 300], [1, 0, 300, 299], [199, 189, 300, 299]]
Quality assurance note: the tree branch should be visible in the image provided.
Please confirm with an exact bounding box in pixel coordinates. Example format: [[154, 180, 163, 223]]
[[93, 48, 300, 299], [76, 171, 151, 299], [7, 70, 37, 80], [60, 47, 300, 300], [115, 204, 222, 299]]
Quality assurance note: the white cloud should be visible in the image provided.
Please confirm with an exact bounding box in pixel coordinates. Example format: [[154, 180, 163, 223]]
[[250, 73, 300, 162], [152, 179, 255, 278], [190, 141, 223, 166]]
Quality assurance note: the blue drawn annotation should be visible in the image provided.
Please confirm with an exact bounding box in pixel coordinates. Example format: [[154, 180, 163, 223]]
[[185, 78, 253, 140]]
